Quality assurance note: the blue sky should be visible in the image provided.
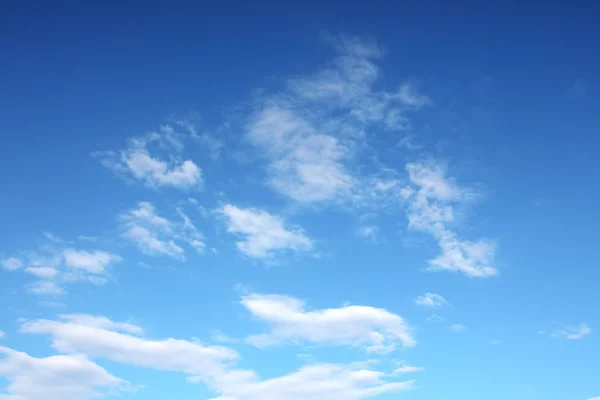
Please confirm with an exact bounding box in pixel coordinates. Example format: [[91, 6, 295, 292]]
[[1, 2, 599, 399]]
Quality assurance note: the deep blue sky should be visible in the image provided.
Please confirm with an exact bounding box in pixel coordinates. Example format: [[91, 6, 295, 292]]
[[1, 2, 599, 400]]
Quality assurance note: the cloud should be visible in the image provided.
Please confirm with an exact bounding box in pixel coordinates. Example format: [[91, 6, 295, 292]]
[[119, 202, 205, 259], [96, 125, 202, 190], [426, 314, 445, 323], [28, 281, 65, 296], [20, 315, 239, 385], [219, 205, 312, 259], [393, 361, 424, 375], [18, 314, 419, 399], [402, 161, 498, 278], [63, 249, 121, 274], [24, 266, 59, 279], [209, 362, 416, 400], [246, 35, 430, 205], [450, 324, 468, 333], [356, 226, 379, 242], [551, 324, 591, 340], [567, 79, 588, 98], [586, 397, 600, 400], [414, 293, 447, 308], [488, 340, 502, 345], [0, 331, 4, 339], [241, 293, 416, 353], [1, 257, 22, 271], [0, 346, 129, 400]]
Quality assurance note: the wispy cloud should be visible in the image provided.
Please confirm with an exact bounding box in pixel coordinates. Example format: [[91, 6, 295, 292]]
[[393, 361, 424, 375], [402, 161, 498, 278], [426, 314, 445, 323], [119, 202, 205, 259], [246, 35, 430, 206], [219, 205, 312, 259], [241, 293, 416, 353], [95, 125, 202, 190], [450, 324, 468, 333], [567, 79, 588, 98], [551, 324, 591, 340], [414, 293, 448, 308], [2, 236, 122, 296], [1, 257, 23, 271]]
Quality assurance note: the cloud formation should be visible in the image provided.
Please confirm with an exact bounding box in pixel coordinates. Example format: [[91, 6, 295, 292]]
[[241, 293, 416, 353], [220, 205, 312, 259], [96, 125, 202, 190], [402, 161, 498, 277], [119, 201, 205, 259], [414, 293, 448, 308], [551, 324, 592, 340]]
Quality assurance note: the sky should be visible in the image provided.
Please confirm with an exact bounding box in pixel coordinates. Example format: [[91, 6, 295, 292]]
[[1, 1, 599, 399]]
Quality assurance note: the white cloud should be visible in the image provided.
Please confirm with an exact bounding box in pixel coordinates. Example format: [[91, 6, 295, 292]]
[[219, 205, 312, 259], [209, 362, 416, 400], [28, 281, 65, 296], [0, 345, 128, 400], [119, 202, 205, 259], [96, 126, 202, 190], [248, 106, 356, 203], [63, 249, 121, 274], [241, 293, 416, 353], [403, 161, 498, 278], [426, 314, 445, 323], [58, 314, 144, 335], [586, 397, 600, 400], [246, 35, 430, 205], [450, 324, 468, 333], [1, 257, 22, 271], [19, 314, 419, 399], [393, 361, 424, 375], [20, 315, 239, 384], [0, 331, 4, 339], [414, 293, 447, 308], [24, 266, 59, 279], [551, 324, 591, 340]]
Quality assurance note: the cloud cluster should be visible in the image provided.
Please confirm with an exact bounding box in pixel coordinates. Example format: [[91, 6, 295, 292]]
[[4, 309, 417, 400], [402, 161, 498, 277], [2, 242, 121, 296], [241, 293, 416, 353], [246, 35, 430, 205]]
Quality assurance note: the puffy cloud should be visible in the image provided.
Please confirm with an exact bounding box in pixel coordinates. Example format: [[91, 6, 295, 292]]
[[219, 205, 312, 259], [96, 125, 202, 190], [63, 249, 121, 274], [241, 293, 416, 353], [402, 161, 498, 278], [0, 346, 128, 400], [551, 324, 591, 340], [414, 293, 447, 308]]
